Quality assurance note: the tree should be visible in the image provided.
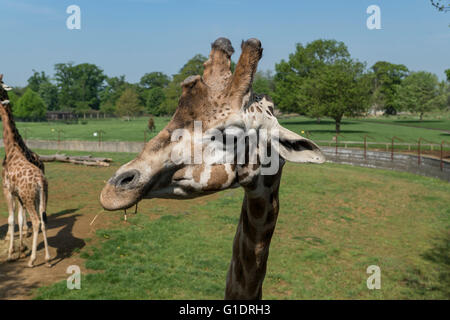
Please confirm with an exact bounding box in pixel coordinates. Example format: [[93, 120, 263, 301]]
[[38, 81, 59, 111], [100, 75, 128, 113], [160, 54, 207, 115], [252, 70, 275, 95], [7, 91, 19, 109], [146, 87, 165, 115], [430, 0, 450, 11], [444, 70, 450, 109], [301, 60, 371, 133], [99, 100, 116, 116], [54, 63, 76, 110], [274, 39, 351, 114], [369, 61, 409, 114], [115, 88, 144, 120], [140, 72, 170, 89], [274, 39, 370, 132], [54, 62, 106, 112], [139, 72, 170, 113], [27, 70, 59, 110], [14, 88, 47, 121], [395, 71, 445, 120], [27, 70, 50, 92]]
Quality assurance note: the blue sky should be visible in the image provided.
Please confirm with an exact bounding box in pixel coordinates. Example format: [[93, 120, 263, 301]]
[[1, 0, 449, 86]]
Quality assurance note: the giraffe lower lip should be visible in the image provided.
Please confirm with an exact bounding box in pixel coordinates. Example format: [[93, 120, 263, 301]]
[[100, 182, 141, 211]]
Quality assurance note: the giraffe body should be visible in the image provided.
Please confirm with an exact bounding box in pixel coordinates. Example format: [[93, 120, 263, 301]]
[[100, 38, 325, 299], [0, 75, 51, 268]]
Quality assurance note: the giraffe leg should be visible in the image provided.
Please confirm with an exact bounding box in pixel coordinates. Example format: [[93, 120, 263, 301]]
[[38, 185, 51, 267], [22, 208, 31, 238], [4, 190, 16, 261], [17, 201, 24, 257], [27, 212, 40, 268], [4, 193, 15, 242], [39, 213, 51, 267]]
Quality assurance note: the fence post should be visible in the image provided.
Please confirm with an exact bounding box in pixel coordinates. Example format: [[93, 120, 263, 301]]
[[441, 141, 444, 172], [335, 135, 338, 156], [56, 129, 64, 150], [23, 128, 30, 142], [391, 137, 394, 161], [364, 136, 367, 160], [97, 130, 105, 148], [390, 136, 404, 162], [418, 138, 421, 166]]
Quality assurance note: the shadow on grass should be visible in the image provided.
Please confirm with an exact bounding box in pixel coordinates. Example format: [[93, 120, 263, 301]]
[[421, 232, 450, 298], [0, 208, 84, 298], [402, 232, 450, 299], [40, 209, 85, 266]]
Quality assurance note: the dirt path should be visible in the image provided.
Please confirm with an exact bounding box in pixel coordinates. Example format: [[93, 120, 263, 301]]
[[0, 206, 113, 299]]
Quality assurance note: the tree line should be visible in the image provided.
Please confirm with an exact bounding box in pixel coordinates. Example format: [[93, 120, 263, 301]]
[[8, 39, 450, 133]]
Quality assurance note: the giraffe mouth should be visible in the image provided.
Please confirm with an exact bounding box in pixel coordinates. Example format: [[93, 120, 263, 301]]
[[100, 165, 183, 210]]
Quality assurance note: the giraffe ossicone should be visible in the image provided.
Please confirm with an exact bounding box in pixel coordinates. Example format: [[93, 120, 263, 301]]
[[100, 38, 325, 299]]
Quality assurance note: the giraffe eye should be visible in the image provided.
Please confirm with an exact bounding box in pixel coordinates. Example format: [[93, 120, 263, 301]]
[[280, 138, 314, 151]]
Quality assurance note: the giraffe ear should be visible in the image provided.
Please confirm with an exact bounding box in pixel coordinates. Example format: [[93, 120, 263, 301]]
[[273, 126, 325, 164]]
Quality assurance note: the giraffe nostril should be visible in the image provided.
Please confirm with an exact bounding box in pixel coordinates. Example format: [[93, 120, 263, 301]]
[[114, 170, 140, 189]]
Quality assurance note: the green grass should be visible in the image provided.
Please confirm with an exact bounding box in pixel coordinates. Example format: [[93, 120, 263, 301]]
[[361, 111, 450, 131], [360, 118, 450, 132], [8, 117, 170, 142], [279, 117, 449, 144], [4, 115, 449, 146], [13, 151, 446, 300]]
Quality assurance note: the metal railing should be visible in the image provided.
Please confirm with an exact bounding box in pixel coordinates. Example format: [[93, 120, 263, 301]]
[[316, 138, 450, 171]]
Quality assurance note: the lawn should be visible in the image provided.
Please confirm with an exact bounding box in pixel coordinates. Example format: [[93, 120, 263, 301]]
[[0, 149, 447, 299], [5, 116, 449, 147], [8, 117, 171, 143], [360, 111, 450, 132]]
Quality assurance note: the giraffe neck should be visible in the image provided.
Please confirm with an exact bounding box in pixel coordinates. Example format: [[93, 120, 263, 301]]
[[225, 165, 284, 299], [0, 104, 37, 165]]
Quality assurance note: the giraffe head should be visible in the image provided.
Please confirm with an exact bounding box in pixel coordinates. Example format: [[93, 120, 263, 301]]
[[100, 38, 325, 211], [0, 74, 12, 106]]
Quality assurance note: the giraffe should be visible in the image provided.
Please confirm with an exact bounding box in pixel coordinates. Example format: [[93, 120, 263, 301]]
[[100, 38, 325, 299], [148, 117, 155, 132], [0, 74, 51, 268]]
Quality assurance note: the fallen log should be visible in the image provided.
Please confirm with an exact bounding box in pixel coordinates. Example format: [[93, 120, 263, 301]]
[[39, 154, 112, 167]]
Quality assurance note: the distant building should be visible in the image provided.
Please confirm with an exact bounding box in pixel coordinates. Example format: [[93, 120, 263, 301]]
[[46, 111, 78, 121]]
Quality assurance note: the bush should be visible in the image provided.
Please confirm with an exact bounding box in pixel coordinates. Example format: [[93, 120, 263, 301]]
[[14, 88, 47, 121], [116, 88, 144, 120]]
